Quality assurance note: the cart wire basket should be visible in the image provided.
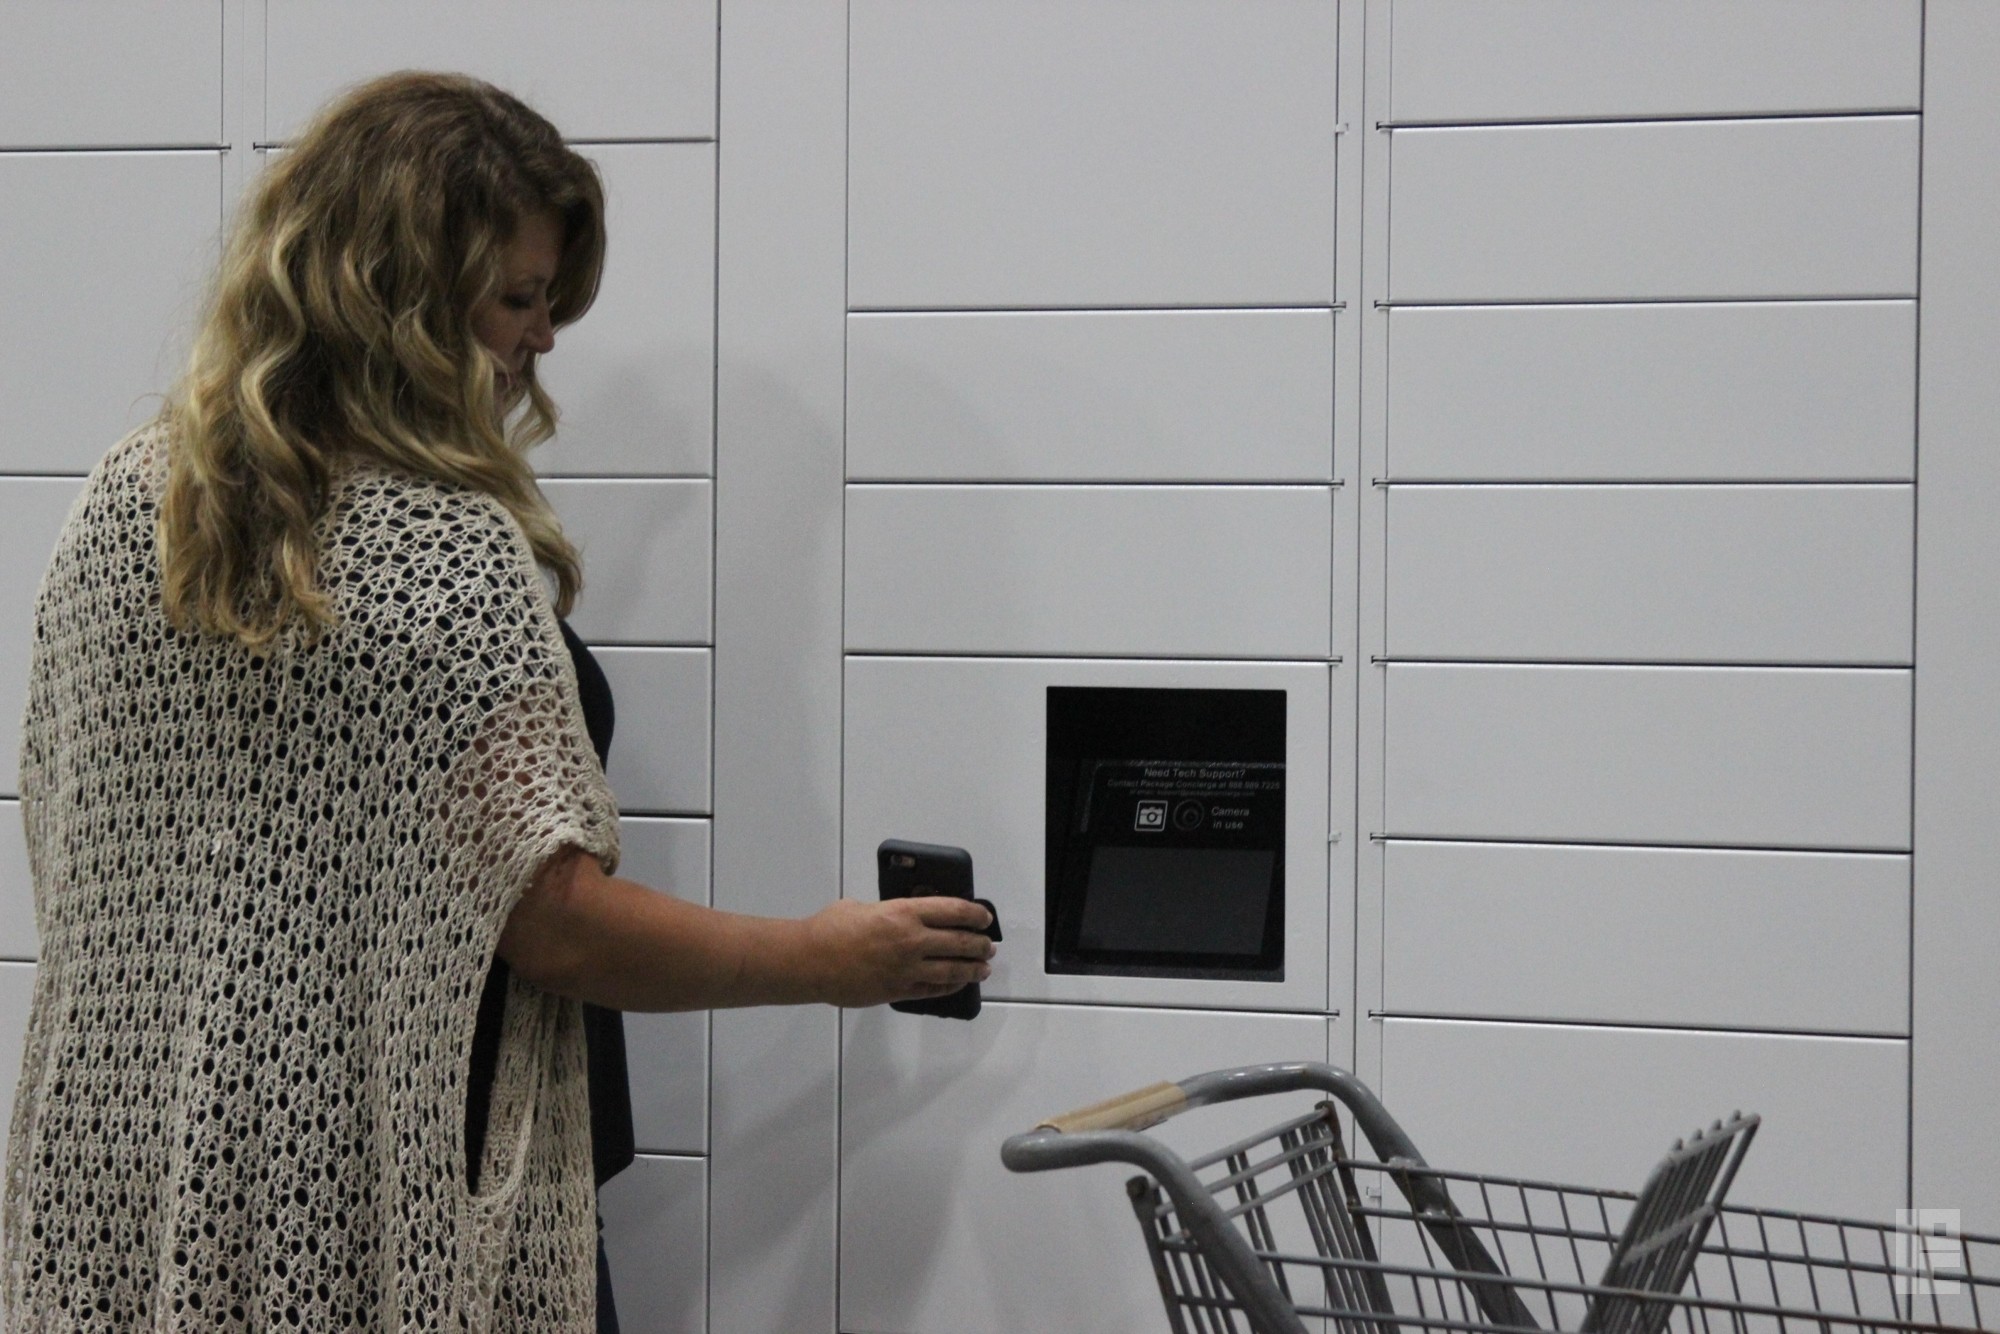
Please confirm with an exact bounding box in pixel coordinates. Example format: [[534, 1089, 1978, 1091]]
[[1001, 1063, 1999, 1334]]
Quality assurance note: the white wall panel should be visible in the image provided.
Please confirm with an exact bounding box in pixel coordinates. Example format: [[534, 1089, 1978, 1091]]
[[1386, 485, 1914, 664], [618, 815, 710, 904], [1387, 302, 1916, 481], [265, 1, 716, 142], [1387, 1, 1921, 123], [847, 0, 1338, 309], [3, 152, 221, 473], [618, 817, 710, 1153], [599, 1154, 706, 1334], [1388, 118, 1919, 302], [840, 1002, 1326, 1334], [1380, 1018, 1907, 1220], [544, 480, 711, 645], [847, 310, 1336, 482], [0, 3, 222, 146], [0, 480, 86, 798], [709, 4, 849, 1325], [595, 648, 710, 815], [1383, 842, 1909, 1033], [0, 963, 29, 1145], [1383, 665, 1911, 848], [1914, 0, 2000, 1237], [845, 486, 1333, 659], [844, 656, 1333, 1012], [0, 803, 30, 961], [538, 144, 715, 477]]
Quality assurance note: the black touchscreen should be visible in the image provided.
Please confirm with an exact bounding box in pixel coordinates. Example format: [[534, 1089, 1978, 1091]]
[[1046, 688, 1286, 980]]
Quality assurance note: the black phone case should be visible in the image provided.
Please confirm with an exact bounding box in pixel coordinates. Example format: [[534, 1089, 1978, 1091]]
[[877, 839, 1001, 1021]]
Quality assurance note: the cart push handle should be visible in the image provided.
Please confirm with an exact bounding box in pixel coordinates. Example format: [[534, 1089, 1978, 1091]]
[[1031, 1080, 1188, 1134], [1003, 1062, 1541, 1333], [1018, 1061, 1426, 1159]]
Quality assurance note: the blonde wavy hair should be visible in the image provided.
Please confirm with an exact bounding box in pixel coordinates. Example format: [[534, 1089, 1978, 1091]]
[[159, 71, 606, 648]]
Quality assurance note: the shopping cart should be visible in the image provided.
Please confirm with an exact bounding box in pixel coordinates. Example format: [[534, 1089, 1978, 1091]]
[[1002, 1062, 1999, 1334]]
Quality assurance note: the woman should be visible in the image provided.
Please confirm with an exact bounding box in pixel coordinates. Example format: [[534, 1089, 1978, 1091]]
[[5, 72, 993, 1331]]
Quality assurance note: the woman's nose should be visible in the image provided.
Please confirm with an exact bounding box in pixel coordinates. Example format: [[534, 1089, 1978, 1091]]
[[525, 314, 556, 355]]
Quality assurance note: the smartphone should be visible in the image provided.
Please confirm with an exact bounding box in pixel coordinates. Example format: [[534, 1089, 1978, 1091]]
[[877, 839, 1002, 1021]]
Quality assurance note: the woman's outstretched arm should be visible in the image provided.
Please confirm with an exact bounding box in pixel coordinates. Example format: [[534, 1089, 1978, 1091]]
[[496, 845, 996, 1012]]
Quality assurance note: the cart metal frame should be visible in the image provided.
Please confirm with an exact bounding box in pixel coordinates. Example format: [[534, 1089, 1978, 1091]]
[[1002, 1063, 1997, 1334]]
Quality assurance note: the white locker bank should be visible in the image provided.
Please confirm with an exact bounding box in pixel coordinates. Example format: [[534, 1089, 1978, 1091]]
[[3, 3, 1998, 1330]]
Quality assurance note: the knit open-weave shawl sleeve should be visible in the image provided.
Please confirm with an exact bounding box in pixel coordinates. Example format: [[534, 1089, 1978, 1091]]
[[4, 424, 619, 1331]]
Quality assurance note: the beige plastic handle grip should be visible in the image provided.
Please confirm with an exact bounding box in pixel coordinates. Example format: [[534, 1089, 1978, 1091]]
[[1035, 1080, 1189, 1134]]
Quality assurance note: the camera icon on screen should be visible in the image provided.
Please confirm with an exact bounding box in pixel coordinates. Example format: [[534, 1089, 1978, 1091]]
[[1134, 800, 1169, 832]]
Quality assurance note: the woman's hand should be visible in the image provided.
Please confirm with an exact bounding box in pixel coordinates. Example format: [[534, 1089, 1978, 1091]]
[[499, 847, 997, 1012], [796, 896, 995, 1008]]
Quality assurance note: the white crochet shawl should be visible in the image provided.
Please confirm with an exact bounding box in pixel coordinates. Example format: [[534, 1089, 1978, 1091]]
[[6, 425, 620, 1330]]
